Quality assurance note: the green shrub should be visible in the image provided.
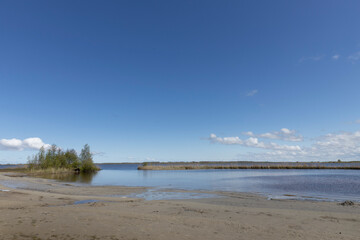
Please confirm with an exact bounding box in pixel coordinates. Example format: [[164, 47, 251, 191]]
[[79, 144, 98, 173], [27, 144, 98, 173]]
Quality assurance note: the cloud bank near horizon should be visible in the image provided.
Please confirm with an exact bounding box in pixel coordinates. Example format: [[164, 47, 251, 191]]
[[0, 137, 51, 151], [209, 129, 360, 161], [209, 133, 301, 151]]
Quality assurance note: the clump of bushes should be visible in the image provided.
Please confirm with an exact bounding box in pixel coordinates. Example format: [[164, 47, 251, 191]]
[[27, 144, 99, 173]]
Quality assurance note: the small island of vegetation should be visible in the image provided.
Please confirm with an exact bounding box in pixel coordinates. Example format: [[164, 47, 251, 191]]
[[27, 144, 99, 174]]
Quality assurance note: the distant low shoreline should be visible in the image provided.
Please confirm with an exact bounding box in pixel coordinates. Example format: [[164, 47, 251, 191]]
[[138, 161, 360, 170], [2, 160, 359, 166], [138, 165, 360, 170], [3, 161, 360, 172]]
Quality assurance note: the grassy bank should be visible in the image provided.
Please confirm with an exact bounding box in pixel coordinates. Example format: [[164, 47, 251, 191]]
[[0, 166, 28, 173], [138, 164, 360, 170], [27, 167, 82, 175]]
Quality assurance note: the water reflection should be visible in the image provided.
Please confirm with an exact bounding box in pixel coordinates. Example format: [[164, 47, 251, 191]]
[[41, 172, 98, 184], [38, 164, 360, 202], [140, 169, 149, 178]]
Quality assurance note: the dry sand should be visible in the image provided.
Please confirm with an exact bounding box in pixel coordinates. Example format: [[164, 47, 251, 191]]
[[0, 172, 359, 240]]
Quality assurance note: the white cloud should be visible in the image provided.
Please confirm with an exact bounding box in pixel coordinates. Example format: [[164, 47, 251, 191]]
[[209, 125, 360, 161], [332, 54, 340, 60], [0, 138, 23, 150], [348, 51, 360, 62], [209, 134, 301, 151], [235, 131, 360, 162], [246, 89, 258, 97], [0, 137, 50, 151], [243, 128, 303, 142]]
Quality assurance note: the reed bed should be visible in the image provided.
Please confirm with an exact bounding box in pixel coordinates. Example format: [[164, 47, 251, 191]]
[[0, 167, 28, 173], [27, 167, 77, 175], [138, 164, 360, 170], [0, 167, 79, 176]]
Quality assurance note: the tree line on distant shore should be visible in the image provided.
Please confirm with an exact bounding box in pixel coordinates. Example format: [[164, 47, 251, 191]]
[[27, 144, 98, 173]]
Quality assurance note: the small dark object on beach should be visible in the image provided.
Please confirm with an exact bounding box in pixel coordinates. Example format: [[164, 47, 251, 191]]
[[339, 200, 354, 206]]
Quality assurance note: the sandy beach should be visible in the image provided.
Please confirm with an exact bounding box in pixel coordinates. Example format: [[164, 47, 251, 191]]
[[0, 172, 359, 240]]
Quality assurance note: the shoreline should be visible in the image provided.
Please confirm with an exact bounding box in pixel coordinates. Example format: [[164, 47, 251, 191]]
[[138, 164, 360, 170], [2, 169, 359, 203], [1, 172, 360, 239]]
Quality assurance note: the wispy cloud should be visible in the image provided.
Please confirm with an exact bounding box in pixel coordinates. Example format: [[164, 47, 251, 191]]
[[332, 54, 340, 60], [92, 151, 106, 157], [299, 55, 324, 63], [246, 89, 258, 97], [243, 128, 303, 142], [348, 51, 360, 63], [125, 156, 158, 162], [299, 50, 360, 63], [0, 137, 51, 151]]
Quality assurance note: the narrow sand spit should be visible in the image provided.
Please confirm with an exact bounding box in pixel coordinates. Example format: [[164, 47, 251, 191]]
[[0, 173, 359, 240]]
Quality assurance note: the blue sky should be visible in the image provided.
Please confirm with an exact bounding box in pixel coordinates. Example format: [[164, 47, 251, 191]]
[[1, 0, 360, 163]]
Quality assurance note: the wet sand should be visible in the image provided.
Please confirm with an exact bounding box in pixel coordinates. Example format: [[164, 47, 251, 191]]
[[0, 172, 359, 240]]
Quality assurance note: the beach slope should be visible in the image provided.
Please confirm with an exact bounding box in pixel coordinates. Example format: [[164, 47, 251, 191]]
[[0, 173, 359, 240]]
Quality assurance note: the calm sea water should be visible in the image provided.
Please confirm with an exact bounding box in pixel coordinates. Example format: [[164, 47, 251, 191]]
[[46, 163, 360, 202], [0, 165, 21, 169]]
